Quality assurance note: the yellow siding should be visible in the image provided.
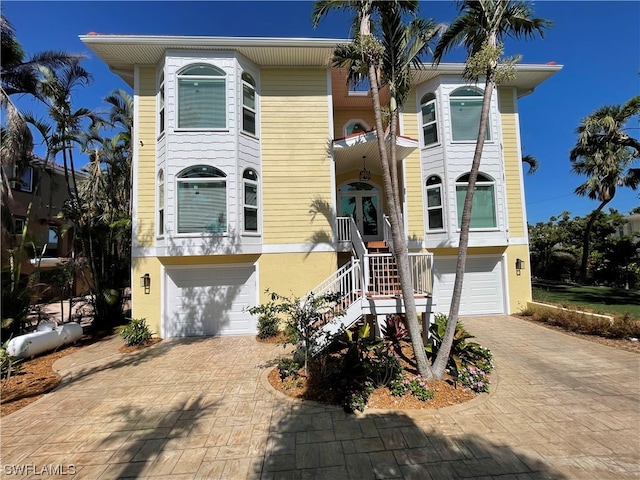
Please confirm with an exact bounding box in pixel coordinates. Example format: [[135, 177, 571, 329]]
[[159, 254, 260, 266], [132, 257, 162, 336], [499, 88, 525, 237], [402, 94, 424, 240], [504, 244, 532, 313], [136, 67, 157, 247], [261, 68, 333, 244], [258, 252, 337, 302], [333, 108, 376, 138]]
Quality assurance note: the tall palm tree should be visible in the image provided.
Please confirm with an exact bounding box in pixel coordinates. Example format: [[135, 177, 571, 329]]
[[432, 0, 550, 378], [314, 0, 441, 378], [571, 96, 640, 160], [0, 14, 82, 237], [36, 58, 93, 200], [571, 144, 639, 283]]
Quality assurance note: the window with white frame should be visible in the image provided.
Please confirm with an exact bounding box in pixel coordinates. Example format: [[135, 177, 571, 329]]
[[455, 172, 497, 228], [343, 120, 369, 138], [449, 87, 490, 142], [177, 165, 227, 234], [420, 93, 438, 146], [242, 72, 257, 135], [425, 175, 444, 230], [243, 168, 259, 233], [158, 71, 165, 135], [12, 165, 34, 192], [157, 169, 165, 236], [177, 64, 226, 129]]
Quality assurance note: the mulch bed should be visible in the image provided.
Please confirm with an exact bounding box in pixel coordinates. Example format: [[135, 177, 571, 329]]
[[267, 341, 478, 411]]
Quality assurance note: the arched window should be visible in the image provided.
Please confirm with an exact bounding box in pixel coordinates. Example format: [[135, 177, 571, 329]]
[[425, 175, 443, 230], [177, 64, 226, 129], [455, 173, 496, 228], [158, 71, 165, 135], [177, 165, 227, 234], [242, 72, 257, 135], [243, 168, 259, 233], [343, 119, 370, 137], [420, 93, 438, 146], [449, 87, 490, 142], [157, 169, 165, 236]]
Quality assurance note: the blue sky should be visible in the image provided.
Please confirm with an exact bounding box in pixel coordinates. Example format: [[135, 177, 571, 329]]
[[3, 0, 639, 224]]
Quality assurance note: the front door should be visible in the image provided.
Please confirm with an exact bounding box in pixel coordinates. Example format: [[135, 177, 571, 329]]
[[339, 181, 382, 242]]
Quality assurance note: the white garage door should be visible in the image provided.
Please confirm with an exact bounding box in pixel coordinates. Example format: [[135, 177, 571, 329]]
[[433, 256, 505, 315], [164, 265, 257, 337]]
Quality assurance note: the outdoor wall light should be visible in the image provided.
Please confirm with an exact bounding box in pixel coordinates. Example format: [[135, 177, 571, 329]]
[[140, 273, 151, 294], [515, 258, 525, 275]]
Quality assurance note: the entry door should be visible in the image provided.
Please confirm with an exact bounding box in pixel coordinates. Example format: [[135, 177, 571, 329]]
[[339, 182, 382, 242]]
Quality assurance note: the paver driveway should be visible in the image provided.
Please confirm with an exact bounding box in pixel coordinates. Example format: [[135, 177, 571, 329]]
[[1, 315, 638, 479]]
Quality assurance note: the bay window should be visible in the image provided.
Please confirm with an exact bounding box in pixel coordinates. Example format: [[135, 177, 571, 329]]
[[455, 173, 497, 229], [177, 165, 227, 234], [177, 64, 226, 129], [450, 87, 490, 142]]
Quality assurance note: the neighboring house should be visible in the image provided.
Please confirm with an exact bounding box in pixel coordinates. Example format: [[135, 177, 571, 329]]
[[620, 214, 640, 237], [5, 157, 85, 298], [81, 34, 560, 339]]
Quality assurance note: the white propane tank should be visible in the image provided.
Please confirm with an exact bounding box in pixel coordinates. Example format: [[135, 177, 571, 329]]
[[7, 322, 83, 358], [37, 321, 57, 332]]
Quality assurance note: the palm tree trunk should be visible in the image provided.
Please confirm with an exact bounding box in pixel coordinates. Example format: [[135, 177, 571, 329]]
[[578, 198, 611, 283], [432, 73, 495, 379], [367, 63, 433, 380]]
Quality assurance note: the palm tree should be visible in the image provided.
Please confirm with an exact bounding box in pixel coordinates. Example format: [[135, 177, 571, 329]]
[[0, 14, 82, 237], [571, 144, 639, 283], [571, 96, 640, 160], [314, 0, 441, 378], [432, 0, 550, 379]]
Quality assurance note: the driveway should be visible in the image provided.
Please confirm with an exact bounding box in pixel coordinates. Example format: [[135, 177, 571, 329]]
[[1, 315, 638, 479]]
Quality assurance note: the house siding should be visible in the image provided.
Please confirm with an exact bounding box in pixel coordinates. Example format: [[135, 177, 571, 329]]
[[402, 91, 425, 241], [499, 88, 526, 238], [136, 66, 158, 248], [260, 68, 333, 245]]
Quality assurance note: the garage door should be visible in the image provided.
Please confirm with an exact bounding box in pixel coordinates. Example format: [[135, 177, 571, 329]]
[[433, 256, 504, 315], [164, 265, 257, 337]]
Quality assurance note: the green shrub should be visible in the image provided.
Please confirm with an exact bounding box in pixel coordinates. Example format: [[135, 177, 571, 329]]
[[0, 338, 22, 380], [119, 318, 153, 346], [276, 357, 302, 380], [425, 313, 494, 377], [247, 290, 284, 339]]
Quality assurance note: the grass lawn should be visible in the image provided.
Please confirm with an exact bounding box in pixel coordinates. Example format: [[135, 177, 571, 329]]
[[532, 280, 640, 320]]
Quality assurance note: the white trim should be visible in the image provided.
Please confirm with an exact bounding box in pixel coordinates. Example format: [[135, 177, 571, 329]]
[[501, 252, 510, 315], [132, 65, 141, 251], [262, 243, 336, 254], [508, 236, 528, 245], [160, 263, 166, 338]]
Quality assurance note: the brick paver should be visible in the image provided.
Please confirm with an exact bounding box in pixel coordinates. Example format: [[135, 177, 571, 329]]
[[1, 315, 638, 479]]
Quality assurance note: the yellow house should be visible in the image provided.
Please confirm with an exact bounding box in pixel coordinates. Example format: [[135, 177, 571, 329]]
[[81, 35, 560, 338]]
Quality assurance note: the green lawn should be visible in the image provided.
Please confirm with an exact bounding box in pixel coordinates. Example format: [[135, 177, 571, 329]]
[[532, 280, 640, 320]]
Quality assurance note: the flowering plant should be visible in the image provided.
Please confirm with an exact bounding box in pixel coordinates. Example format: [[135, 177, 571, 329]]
[[389, 373, 434, 401], [344, 380, 374, 412], [458, 365, 491, 393], [407, 376, 435, 401]]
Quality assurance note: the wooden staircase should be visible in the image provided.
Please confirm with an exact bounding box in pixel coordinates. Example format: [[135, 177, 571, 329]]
[[367, 241, 402, 297]]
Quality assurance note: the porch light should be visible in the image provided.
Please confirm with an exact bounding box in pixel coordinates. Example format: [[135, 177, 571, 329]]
[[359, 156, 371, 181], [515, 258, 525, 275], [140, 273, 151, 294]]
